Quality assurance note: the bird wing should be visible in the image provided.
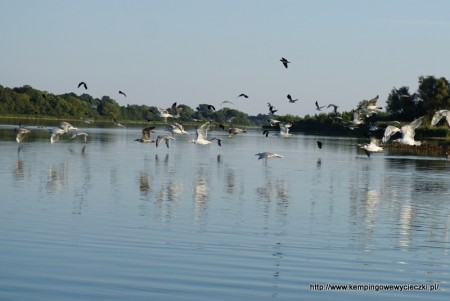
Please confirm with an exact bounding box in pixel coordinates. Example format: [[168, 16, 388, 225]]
[[197, 122, 210, 139], [382, 125, 400, 143], [431, 110, 448, 126], [142, 126, 155, 140]]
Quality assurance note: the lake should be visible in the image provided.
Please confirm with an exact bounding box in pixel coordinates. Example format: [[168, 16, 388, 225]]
[[0, 123, 449, 300]]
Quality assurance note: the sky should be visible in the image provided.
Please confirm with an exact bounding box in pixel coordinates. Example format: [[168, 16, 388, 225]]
[[1, 0, 450, 117]]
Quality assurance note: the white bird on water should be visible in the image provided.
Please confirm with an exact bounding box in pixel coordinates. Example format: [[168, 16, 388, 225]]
[[382, 116, 424, 146], [49, 121, 78, 144], [255, 152, 284, 160], [276, 123, 293, 137], [359, 138, 384, 158]]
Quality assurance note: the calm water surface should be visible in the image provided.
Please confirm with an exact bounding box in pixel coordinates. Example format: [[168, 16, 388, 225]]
[[0, 124, 449, 300]]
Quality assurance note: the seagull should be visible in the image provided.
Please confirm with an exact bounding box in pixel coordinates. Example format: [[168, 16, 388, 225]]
[[360, 138, 384, 158], [268, 119, 280, 126], [431, 109, 450, 128], [226, 116, 236, 123], [228, 127, 246, 138], [135, 126, 155, 143], [315, 101, 326, 111], [401, 92, 422, 105], [157, 107, 173, 122], [168, 122, 189, 135], [78, 82, 87, 90], [317, 141, 323, 149], [191, 121, 222, 146], [70, 131, 88, 143], [171, 102, 183, 118], [14, 127, 31, 143], [267, 102, 278, 115], [156, 135, 175, 148], [382, 116, 424, 145], [112, 118, 125, 128], [220, 100, 234, 106], [238, 93, 249, 98], [48, 122, 77, 144], [256, 152, 284, 160], [280, 57, 290, 68], [327, 104, 339, 114], [287, 94, 298, 103], [263, 130, 270, 137], [119, 90, 126, 97], [276, 123, 293, 137]]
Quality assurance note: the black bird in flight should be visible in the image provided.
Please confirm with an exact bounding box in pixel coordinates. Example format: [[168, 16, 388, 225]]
[[78, 82, 87, 90], [280, 57, 290, 68], [263, 130, 269, 137], [317, 141, 323, 149], [287, 94, 298, 103], [238, 93, 249, 98], [267, 102, 278, 115], [207, 105, 216, 111], [119, 91, 126, 97]]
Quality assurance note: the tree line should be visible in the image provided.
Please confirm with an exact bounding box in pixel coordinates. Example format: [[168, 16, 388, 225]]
[[1, 75, 449, 130]]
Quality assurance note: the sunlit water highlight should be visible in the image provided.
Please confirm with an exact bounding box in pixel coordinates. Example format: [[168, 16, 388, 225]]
[[0, 125, 449, 300]]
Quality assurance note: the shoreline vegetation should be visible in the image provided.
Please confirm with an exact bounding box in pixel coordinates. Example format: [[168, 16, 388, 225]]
[[1, 78, 450, 156]]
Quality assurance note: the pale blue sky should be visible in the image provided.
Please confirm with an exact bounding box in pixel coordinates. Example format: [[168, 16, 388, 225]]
[[1, 0, 450, 116]]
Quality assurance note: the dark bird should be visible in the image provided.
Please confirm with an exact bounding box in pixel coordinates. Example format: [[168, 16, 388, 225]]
[[287, 94, 298, 103], [119, 91, 126, 97], [78, 82, 87, 90], [317, 141, 323, 149], [219, 124, 226, 130], [238, 93, 249, 98], [267, 102, 278, 115], [208, 105, 216, 111], [263, 130, 269, 137], [280, 57, 291, 68]]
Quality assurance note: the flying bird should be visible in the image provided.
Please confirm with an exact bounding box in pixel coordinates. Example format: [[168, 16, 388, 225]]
[[168, 122, 189, 135], [191, 122, 221, 146], [157, 107, 173, 122], [382, 116, 424, 145], [135, 126, 155, 143], [112, 118, 125, 128], [220, 100, 234, 106], [315, 101, 326, 111], [280, 57, 290, 68], [228, 127, 246, 138], [78, 82, 87, 90], [255, 152, 284, 160], [287, 94, 298, 103], [171, 102, 183, 118], [267, 102, 278, 115], [238, 93, 249, 98], [14, 127, 31, 143], [317, 141, 323, 149], [431, 109, 450, 128], [359, 138, 384, 158], [327, 104, 339, 114], [156, 135, 175, 148], [263, 130, 270, 137], [119, 91, 126, 97], [207, 105, 216, 111]]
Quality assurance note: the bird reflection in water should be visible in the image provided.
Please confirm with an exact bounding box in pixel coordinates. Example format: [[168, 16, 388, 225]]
[[193, 167, 209, 222], [46, 163, 69, 194], [139, 171, 150, 194], [14, 146, 24, 181]]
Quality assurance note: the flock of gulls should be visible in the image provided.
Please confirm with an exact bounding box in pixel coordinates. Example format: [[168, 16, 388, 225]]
[[9, 59, 450, 160]]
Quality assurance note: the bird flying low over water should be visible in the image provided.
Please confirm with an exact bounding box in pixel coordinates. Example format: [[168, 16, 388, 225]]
[[157, 107, 173, 122], [268, 119, 281, 126], [228, 127, 246, 138], [119, 91, 126, 97], [156, 135, 175, 148], [317, 141, 323, 149], [191, 122, 221, 146], [359, 138, 384, 158], [113, 118, 125, 128], [168, 123, 189, 135], [135, 126, 155, 143], [287, 94, 298, 103], [70, 131, 88, 143], [14, 127, 31, 143], [78, 82, 87, 90], [280, 57, 290, 68], [256, 152, 284, 160], [382, 116, 424, 146]]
